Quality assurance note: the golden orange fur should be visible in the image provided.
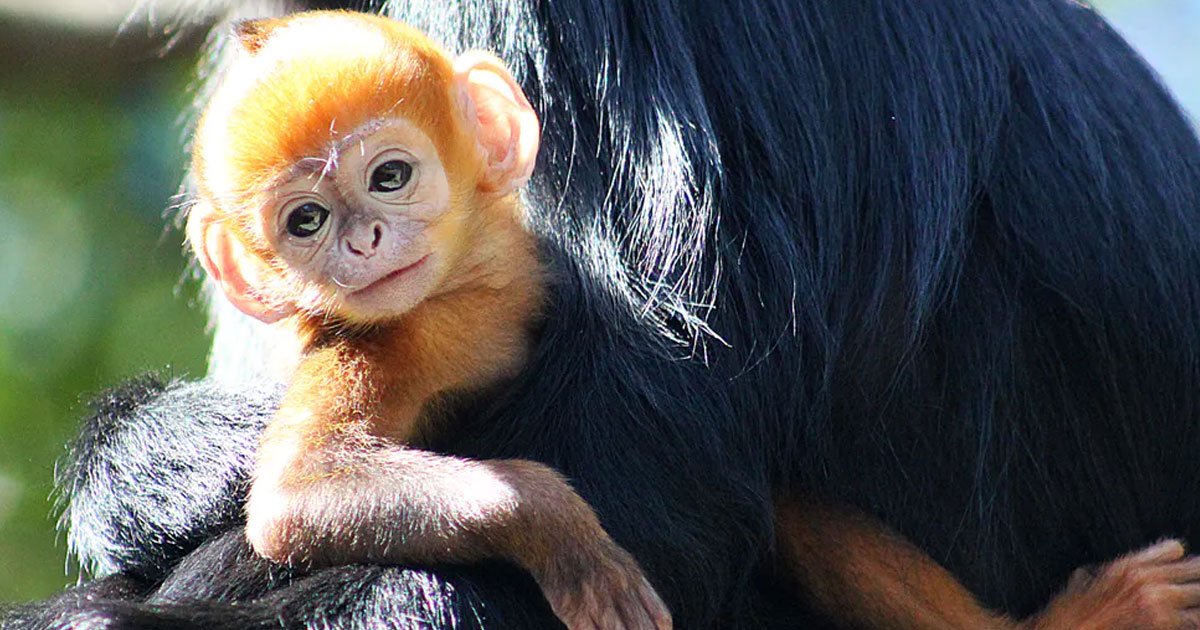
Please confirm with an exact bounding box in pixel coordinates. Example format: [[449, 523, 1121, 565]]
[[195, 13, 477, 203], [776, 499, 1016, 629]]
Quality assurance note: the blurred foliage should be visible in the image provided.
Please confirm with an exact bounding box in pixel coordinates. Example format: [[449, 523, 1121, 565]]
[[0, 0, 1194, 607], [0, 18, 209, 601]]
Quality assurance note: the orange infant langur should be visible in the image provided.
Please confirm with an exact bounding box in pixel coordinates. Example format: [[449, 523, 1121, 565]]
[[187, 11, 669, 630]]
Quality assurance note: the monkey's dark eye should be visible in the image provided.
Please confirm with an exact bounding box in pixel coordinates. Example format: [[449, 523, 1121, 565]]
[[285, 202, 330, 238], [369, 160, 413, 193]]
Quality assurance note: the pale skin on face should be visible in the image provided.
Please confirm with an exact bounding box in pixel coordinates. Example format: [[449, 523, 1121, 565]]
[[260, 119, 452, 320]]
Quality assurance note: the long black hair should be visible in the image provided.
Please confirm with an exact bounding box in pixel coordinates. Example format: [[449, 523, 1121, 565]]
[[7, 1, 1200, 627]]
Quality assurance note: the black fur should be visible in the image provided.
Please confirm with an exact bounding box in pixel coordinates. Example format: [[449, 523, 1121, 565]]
[[56, 376, 276, 580], [8, 0, 1200, 627]]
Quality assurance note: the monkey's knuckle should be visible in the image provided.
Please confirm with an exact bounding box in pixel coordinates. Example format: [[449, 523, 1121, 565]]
[[1109, 564, 1148, 592], [1131, 568, 1155, 588], [1103, 560, 1133, 580], [584, 571, 622, 599], [1066, 566, 1095, 592], [245, 512, 296, 563], [1147, 610, 1175, 630], [1131, 587, 1167, 621], [549, 578, 595, 620], [608, 563, 642, 591]]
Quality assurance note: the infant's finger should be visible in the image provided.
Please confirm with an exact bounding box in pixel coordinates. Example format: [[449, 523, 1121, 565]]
[[1167, 582, 1200, 609], [1162, 556, 1200, 584], [1123, 539, 1187, 567], [638, 580, 672, 630]]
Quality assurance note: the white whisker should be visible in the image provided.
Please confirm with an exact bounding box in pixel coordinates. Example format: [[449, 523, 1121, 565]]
[[331, 275, 362, 290]]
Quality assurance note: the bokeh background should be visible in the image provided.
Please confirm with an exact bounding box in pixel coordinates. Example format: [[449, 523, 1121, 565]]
[[0, 0, 1196, 604]]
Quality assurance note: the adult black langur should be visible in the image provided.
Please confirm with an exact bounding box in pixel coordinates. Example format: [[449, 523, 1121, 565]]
[[7, 0, 1200, 628]]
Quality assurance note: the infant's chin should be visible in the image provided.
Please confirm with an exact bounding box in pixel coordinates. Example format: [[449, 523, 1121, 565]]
[[340, 257, 437, 321]]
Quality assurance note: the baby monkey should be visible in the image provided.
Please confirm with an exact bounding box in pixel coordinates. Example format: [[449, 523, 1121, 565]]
[[188, 11, 669, 630], [188, 10, 1200, 630]]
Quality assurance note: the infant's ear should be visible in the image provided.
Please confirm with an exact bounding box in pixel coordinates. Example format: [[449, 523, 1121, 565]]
[[187, 202, 294, 324], [232, 18, 283, 55], [453, 52, 540, 194]]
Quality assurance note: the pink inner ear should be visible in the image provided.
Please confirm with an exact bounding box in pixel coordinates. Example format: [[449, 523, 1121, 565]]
[[199, 220, 295, 325], [470, 79, 517, 167], [455, 53, 540, 193]]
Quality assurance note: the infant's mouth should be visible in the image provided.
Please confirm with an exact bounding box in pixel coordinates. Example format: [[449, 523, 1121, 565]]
[[351, 254, 430, 295]]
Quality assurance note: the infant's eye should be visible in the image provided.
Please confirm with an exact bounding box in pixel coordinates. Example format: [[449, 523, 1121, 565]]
[[369, 160, 413, 193], [285, 202, 329, 238]]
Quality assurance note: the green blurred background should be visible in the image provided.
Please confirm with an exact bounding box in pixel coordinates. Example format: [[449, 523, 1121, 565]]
[[0, 0, 1195, 604], [0, 8, 212, 598]]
